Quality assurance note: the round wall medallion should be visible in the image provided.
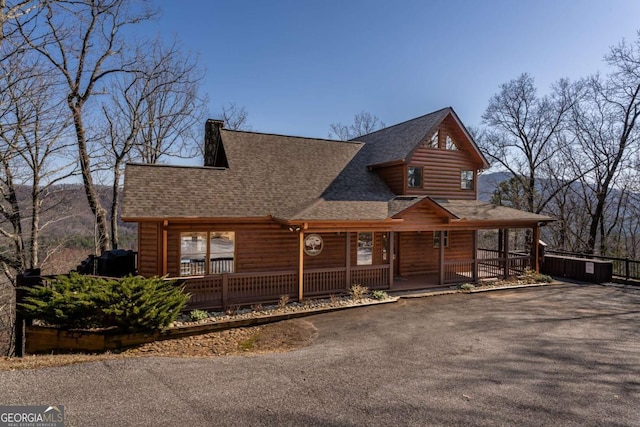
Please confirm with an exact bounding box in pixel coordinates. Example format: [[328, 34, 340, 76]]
[[304, 233, 324, 256]]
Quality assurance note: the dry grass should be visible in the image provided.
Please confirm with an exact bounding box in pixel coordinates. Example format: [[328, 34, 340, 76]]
[[0, 319, 317, 371]]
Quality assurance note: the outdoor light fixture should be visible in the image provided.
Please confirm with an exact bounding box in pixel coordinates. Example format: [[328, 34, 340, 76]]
[[288, 225, 301, 232]]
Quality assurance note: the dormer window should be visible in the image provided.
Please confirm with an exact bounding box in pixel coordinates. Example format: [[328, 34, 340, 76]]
[[445, 134, 457, 150], [408, 166, 423, 188]]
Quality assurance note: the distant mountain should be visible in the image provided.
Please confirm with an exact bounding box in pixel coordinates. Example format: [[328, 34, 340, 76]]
[[7, 183, 137, 251], [478, 171, 512, 202]]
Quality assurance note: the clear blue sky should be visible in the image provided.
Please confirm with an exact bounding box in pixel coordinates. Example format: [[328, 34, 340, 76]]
[[143, 0, 640, 138]]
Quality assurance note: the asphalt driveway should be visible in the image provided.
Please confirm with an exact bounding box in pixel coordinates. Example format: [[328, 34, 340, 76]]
[[1, 283, 639, 426]]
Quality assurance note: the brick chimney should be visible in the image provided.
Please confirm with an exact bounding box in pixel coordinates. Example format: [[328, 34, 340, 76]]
[[204, 119, 224, 167]]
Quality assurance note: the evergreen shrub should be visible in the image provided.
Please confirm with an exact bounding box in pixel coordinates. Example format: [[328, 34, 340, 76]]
[[19, 272, 189, 331]]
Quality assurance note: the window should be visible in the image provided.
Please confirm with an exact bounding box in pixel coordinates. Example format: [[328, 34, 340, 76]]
[[209, 232, 235, 273], [357, 232, 373, 265], [461, 170, 474, 190], [408, 166, 423, 188], [180, 232, 207, 275], [180, 231, 235, 276], [425, 131, 438, 148], [445, 135, 457, 150], [382, 232, 389, 262], [433, 231, 449, 248]]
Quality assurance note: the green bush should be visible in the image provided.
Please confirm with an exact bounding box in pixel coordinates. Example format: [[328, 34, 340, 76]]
[[19, 274, 108, 329], [189, 309, 209, 322], [19, 273, 189, 331], [102, 276, 189, 331], [460, 283, 476, 291], [371, 290, 388, 300]]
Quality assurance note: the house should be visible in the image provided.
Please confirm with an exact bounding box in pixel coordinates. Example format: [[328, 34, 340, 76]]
[[122, 107, 553, 309]]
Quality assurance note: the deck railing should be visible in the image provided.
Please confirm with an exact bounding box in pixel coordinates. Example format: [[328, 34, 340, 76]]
[[545, 250, 640, 282]]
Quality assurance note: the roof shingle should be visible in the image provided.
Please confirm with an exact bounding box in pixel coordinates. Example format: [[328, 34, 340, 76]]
[[122, 130, 362, 220], [122, 108, 550, 226]]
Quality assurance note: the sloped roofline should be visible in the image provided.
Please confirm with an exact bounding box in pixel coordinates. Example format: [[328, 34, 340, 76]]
[[439, 108, 490, 169], [349, 107, 450, 141], [222, 128, 363, 145], [364, 107, 490, 170], [390, 196, 459, 220]]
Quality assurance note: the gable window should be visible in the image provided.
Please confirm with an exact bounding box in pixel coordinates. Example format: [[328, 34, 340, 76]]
[[357, 232, 373, 265], [408, 166, 423, 188], [425, 131, 438, 148], [461, 170, 474, 190], [445, 135, 458, 150], [180, 231, 235, 276], [433, 231, 449, 248]]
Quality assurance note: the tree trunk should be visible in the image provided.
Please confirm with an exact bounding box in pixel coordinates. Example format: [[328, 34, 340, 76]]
[[71, 105, 110, 253], [1, 157, 25, 272], [29, 176, 40, 269], [110, 162, 122, 250]]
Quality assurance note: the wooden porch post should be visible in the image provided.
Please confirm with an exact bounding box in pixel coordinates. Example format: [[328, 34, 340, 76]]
[[388, 231, 394, 289], [161, 220, 168, 276], [345, 232, 351, 289], [532, 224, 540, 273], [438, 230, 445, 286], [503, 228, 510, 279], [472, 230, 478, 282], [298, 231, 304, 301]]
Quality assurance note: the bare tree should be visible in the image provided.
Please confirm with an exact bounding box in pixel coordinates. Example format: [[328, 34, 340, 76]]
[[0, 0, 38, 46], [17, 0, 158, 252], [329, 111, 385, 140], [101, 38, 205, 248], [567, 33, 640, 254], [220, 102, 250, 131], [480, 73, 582, 214], [130, 40, 205, 165], [0, 54, 74, 277]]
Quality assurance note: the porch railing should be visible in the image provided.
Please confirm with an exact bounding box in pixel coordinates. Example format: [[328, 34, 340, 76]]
[[181, 264, 390, 310], [304, 267, 347, 296], [351, 264, 390, 290], [443, 249, 532, 284], [181, 270, 297, 310], [443, 259, 475, 283]]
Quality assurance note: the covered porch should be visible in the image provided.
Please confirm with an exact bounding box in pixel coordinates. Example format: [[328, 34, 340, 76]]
[[180, 225, 541, 310]]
